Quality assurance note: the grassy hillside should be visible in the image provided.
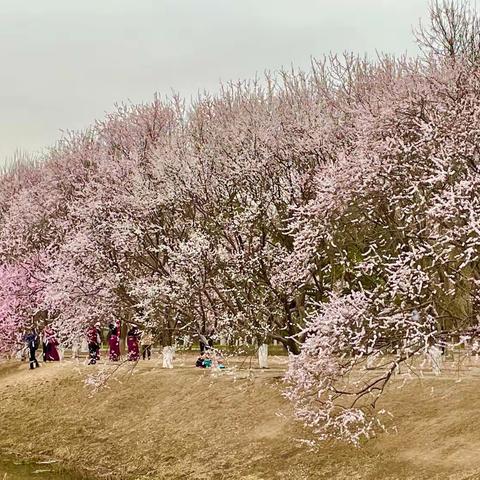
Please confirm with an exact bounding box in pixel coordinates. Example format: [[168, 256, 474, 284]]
[[1, 353, 480, 479]]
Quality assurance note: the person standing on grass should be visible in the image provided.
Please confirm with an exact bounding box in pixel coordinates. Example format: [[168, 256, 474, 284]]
[[24, 328, 40, 370], [141, 330, 153, 360], [43, 325, 60, 361], [108, 322, 121, 361], [41, 332, 47, 362], [94, 322, 102, 360], [127, 325, 140, 361], [86, 322, 102, 365], [199, 331, 214, 354]]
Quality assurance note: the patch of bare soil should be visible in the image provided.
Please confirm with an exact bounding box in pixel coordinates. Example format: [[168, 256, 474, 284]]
[[1, 354, 480, 479]]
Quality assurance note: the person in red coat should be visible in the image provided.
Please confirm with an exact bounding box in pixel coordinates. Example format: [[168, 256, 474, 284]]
[[108, 322, 121, 361], [43, 326, 60, 361], [127, 325, 140, 361], [86, 323, 102, 365]]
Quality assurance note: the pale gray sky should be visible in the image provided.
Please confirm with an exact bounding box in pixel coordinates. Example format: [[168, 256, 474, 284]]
[[0, 0, 430, 166]]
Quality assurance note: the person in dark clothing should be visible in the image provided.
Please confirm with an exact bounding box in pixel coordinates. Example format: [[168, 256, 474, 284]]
[[199, 332, 215, 354], [24, 329, 40, 370], [196, 353, 206, 368]]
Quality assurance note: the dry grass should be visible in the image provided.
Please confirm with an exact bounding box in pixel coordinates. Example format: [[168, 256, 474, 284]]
[[1, 353, 480, 479]]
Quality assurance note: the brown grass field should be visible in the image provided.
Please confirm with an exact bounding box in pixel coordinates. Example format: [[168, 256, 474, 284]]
[[1, 352, 480, 479]]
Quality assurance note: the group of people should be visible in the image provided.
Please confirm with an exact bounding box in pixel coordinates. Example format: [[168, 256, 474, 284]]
[[85, 321, 154, 365], [23, 326, 61, 370], [195, 350, 225, 369], [22, 322, 224, 370], [22, 322, 155, 369]]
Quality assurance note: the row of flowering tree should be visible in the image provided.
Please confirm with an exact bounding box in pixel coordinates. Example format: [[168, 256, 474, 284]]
[[2, 0, 480, 444]]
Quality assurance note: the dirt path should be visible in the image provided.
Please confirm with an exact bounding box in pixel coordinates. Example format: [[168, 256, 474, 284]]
[[1, 354, 480, 479]]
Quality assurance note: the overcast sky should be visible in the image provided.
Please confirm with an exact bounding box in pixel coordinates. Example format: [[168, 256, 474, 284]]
[[0, 0, 430, 166]]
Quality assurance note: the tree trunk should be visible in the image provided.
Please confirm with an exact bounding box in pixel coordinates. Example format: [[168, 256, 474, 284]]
[[80, 338, 89, 354], [72, 339, 80, 359], [271, 335, 300, 355], [428, 345, 443, 375], [162, 345, 175, 368], [366, 353, 376, 370], [288, 338, 300, 355], [472, 339, 480, 363], [258, 343, 269, 368], [283, 300, 301, 355]]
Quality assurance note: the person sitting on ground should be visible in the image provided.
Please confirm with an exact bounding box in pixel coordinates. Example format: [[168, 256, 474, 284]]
[[203, 352, 212, 368], [196, 352, 206, 368], [217, 354, 226, 369]]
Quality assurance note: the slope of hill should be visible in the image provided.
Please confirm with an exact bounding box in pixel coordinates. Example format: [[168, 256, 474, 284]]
[[1, 354, 480, 479]]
